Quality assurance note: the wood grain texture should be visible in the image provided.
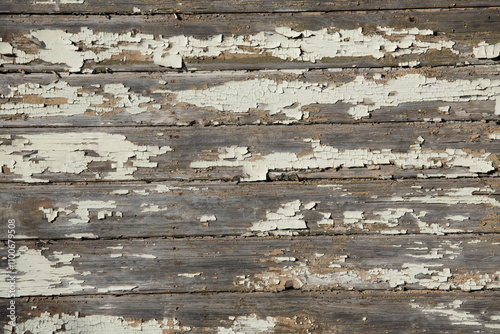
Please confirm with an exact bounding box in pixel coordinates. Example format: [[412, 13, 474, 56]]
[[1, 123, 499, 183], [2, 2, 500, 333], [1, 66, 500, 127], [2, 292, 500, 333], [1, 235, 499, 297], [1, 0, 499, 14], [0, 10, 499, 73], [1, 179, 499, 240]]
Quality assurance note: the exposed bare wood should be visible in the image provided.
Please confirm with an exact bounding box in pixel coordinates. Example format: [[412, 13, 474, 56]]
[[1, 66, 500, 126], [0, 10, 499, 73], [1, 0, 499, 14], [3, 292, 500, 333], [0, 123, 499, 183], [1, 179, 499, 240]]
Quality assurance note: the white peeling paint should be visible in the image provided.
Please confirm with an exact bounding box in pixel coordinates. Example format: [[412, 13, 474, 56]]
[[369, 263, 452, 289], [165, 73, 500, 120], [64, 233, 98, 239], [474, 41, 500, 59], [217, 314, 276, 334], [191, 138, 494, 182], [457, 272, 500, 291], [38, 206, 61, 223], [0, 133, 171, 182], [248, 200, 307, 236], [274, 257, 297, 262], [177, 272, 202, 278], [1, 26, 458, 71], [200, 215, 217, 222], [140, 203, 168, 213], [35, 0, 85, 3], [393, 187, 500, 207], [0, 81, 156, 118], [412, 300, 484, 327], [8, 312, 191, 334], [113, 189, 130, 195], [489, 133, 500, 140], [0, 246, 92, 297], [317, 212, 334, 226]]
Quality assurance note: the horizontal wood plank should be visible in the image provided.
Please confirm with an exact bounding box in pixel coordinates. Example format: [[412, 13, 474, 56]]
[[1, 179, 499, 239], [0, 123, 499, 183], [0, 10, 499, 72], [1, 67, 500, 126], [1, 1, 499, 14], [1, 235, 499, 297], [3, 292, 500, 333]]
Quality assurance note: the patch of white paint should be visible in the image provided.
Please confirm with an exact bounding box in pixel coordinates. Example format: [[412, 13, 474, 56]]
[[38, 206, 62, 223], [35, 0, 85, 3], [317, 212, 334, 226], [0, 133, 171, 182], [412, 300, 483, 327], [394, 187, 500, 207], [474, 41, 500, 59], [369, 263, 452, 290], [166, 74, 500, 120], [191, 139, 495, 182], [0, 81, 155, 118], [1, 26, 458, 71], [248, 200, 307, 236], [200, 215, 217, 222], [9, 312, 191, 333], [217, 314, 276, 334], [489, 133, 500, 140], [0, 246, 92, 297], [140, 203, 168, 213], [64, 233, 98, 239], [178, 272, 202, 278]]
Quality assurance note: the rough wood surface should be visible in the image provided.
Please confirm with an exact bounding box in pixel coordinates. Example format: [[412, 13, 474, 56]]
[[1, 66, 500, 127], [1, 1, 499, 14], [1, 123, 499, 183], [0, 10, 499, 73], [2, 292, 500, 333], [1, 179, 499, 240], [2, 2, 500, 333], [1, 235, 500, 297]]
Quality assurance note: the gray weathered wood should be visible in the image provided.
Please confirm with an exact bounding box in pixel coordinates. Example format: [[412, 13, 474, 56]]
[[1, 1, 499, 14], [0, 10, 499, 73], [1, 123, 498, 183], [1, 179, 499, 240], [3, 292, 500, 333], [1, 235, 499, 297], [1, 66, 500, 126]]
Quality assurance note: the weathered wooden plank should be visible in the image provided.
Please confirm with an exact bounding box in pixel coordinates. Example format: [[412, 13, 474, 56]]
[[0, 123, 499, 183], [3, 292, 500, 333], [0, 10, 499, 73], [1, 179, 499, 239], [1, 235, 499, 297], [1, 67, 500, 126], [1, 0, 499, 14]]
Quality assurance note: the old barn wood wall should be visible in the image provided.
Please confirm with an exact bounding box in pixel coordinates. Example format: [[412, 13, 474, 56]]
[[1, 0, 500, 333]]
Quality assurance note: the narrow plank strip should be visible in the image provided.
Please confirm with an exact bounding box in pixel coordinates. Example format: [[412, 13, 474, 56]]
[[3, 292, 500, 333], [0, 123, 499, 183], [1, 179, 499, 239], [1, 0, 499, 14], [1, 67, 500, 126], [1, 235, 499, 296], [0, 10, 499, 72]]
